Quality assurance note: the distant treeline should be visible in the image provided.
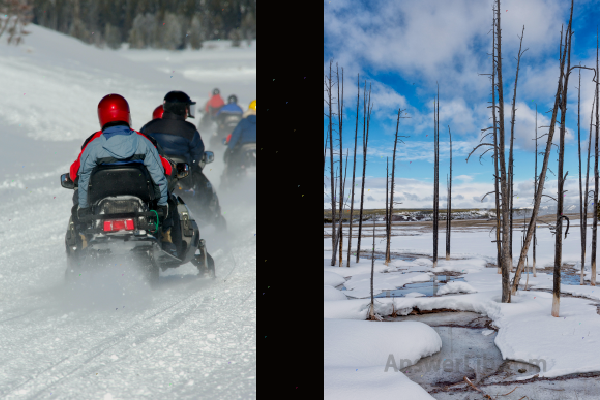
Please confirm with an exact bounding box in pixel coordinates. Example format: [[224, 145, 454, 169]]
[[30, 0, 256, 49]]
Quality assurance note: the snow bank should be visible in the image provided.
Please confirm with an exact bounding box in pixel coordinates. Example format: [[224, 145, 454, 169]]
[[437, 281, 477, 295], [324, 271, 346, 287], [324, 318, 439, 399], [325, 285, 348, 301]]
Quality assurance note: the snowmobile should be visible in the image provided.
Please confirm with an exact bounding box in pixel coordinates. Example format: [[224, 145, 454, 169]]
[[220, 142, 256, 191], [209, 113, 244, 148], [60, 162, 215, 285], [166, 151, 227, 232]]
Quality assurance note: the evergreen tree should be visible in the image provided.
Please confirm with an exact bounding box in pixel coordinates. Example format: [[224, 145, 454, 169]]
[[228, 27, 242, 47], [161, 12, 182, 50], [104, 22, 122, 49], [189, 14, 204, 49], [128, 13, 146, 49]]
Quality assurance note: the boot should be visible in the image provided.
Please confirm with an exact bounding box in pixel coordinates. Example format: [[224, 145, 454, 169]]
[[79, 234, 88, 249], [161, 228, 177, 256]]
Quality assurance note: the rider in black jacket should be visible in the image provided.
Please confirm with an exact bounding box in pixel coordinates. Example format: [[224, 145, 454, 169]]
[[140, 91, 226, 231]]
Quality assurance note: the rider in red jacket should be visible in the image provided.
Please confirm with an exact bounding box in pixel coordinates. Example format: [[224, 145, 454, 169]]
[[204, 88, 225, 116]]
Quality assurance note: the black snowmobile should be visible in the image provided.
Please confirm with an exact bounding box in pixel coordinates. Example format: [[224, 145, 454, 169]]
[[220, 142, 256, 191], [60, 162, 215, 285], [209, 113, 244, 148], [168, 151, 227, 232]]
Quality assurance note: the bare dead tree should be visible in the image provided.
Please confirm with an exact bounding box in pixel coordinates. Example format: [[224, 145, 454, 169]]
[[552, 12, 574, 317], [325, 59, 337, 266], [446, 125, 453, 260], [385, 157, 390, 265], [508, 26, 529, 272], [578, 68, 584, 284], [337, 65, 344, 267], [496, 0, 511, 303], [584, 91, 596, 281], [490, 13, 503, 275], [368, 218, 376, 319], [510, 2, 576, 308], [356, 83, 372, 264], [337, 150, 349, 268], [593, 26, 600, 287], [533, 104, 538, 277], [346, 74, 360, 268], [433, 86, 440, 268], [385, 109, 408, 264]]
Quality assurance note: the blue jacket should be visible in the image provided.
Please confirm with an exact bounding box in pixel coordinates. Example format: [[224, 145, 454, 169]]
[[228, 115, 256, 150], [216, 103, 243, 116], [140, 111, 205, 168], [78, 125, 168, 208]]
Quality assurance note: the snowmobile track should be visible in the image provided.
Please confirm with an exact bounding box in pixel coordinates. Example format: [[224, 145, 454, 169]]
[[5, 288, 213, 399]]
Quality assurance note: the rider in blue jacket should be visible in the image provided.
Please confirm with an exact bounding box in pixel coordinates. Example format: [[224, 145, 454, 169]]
[[224, 101, 256, 176], [140, 91, 225, 231]]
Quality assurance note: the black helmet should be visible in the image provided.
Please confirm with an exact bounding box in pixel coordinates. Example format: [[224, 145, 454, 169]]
[[163, 91, 196, 118], [212, 88, 220, 95], [227, 94, 238, 104]]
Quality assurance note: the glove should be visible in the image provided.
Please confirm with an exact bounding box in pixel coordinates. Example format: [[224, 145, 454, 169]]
[[77, 207, 91, 219], [225, 133, 232, 144]]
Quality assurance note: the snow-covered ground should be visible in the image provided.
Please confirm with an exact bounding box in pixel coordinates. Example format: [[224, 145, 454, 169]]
[[0, 24, 255, 399], [324, 218, 600, 399]]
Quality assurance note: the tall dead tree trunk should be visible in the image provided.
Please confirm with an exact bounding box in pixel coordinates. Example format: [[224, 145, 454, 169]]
[[338, 150, 348, 268], [346, 74, 360, 268], [326, 59, 337, 266], [356, 83, 372, 264], [496, 0, 511, 303], [433, 86, 440, 268], [578, 68, 584, 284], [385, 109, 405, 264], [592, 26, 600, 287], [584, 92, 596, 280], [368, 218, 376, 319], [533, 105, 538, 277], [446, 125, 452, 260], [385, 157, 389, 265], [337, 65, 344, 267], [552, 14, 574, 317], [491, 15, 503, 275], [508, 26, 528, 273], [510, 18, 572, 298]]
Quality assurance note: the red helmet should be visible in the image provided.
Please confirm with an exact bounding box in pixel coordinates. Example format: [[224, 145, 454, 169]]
[[152, 105, 164, 120], [97, 94, 132, 129]]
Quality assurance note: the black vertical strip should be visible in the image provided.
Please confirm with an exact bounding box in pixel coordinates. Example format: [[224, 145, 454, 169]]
[[261, 0, 318, 397]]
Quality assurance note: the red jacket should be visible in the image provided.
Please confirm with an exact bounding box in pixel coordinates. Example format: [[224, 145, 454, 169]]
[[205, 94, 225, 115], [69, 130, 173, 181]]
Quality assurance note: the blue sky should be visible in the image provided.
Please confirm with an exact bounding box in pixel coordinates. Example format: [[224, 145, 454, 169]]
[[324, 0, 600, 210]]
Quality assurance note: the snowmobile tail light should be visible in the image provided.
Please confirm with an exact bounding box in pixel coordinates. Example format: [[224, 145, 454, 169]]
[[103, 220, 113, 232], [113, 220, 126, 231], [103, 219, 135, 232]]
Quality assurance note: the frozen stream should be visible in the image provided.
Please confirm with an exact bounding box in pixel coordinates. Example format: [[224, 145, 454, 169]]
[[384, 311, 600, 400]]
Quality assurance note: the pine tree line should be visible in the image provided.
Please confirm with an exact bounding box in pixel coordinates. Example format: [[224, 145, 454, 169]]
[[29, 0, 256, 50]]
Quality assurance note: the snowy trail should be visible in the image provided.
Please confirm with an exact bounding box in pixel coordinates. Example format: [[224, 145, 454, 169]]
[[0, 25, 256, 399]]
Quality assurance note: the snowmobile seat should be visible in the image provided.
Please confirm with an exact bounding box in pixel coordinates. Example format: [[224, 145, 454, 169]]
[[87, 164, 160, 205]]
